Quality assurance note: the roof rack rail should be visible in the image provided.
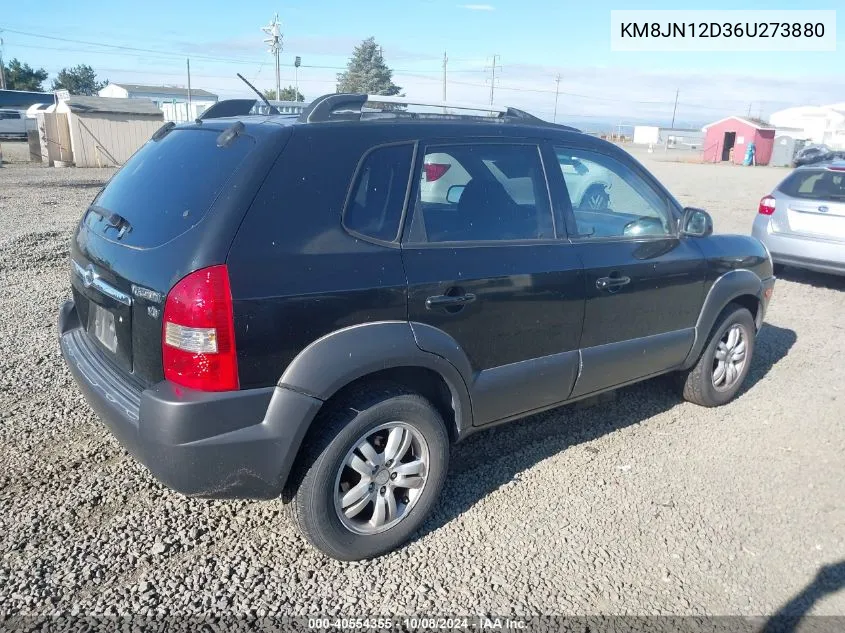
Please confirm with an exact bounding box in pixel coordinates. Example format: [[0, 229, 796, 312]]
[[297, 93, 580, 131]]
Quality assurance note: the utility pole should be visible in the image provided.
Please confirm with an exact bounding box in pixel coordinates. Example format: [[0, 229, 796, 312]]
[[442, 51, 448, 102], [485, 54, 501, 108], [0, 34, 6, 90], [262, 13, 282, 100], [294, 56, 301, 101], [747, 102, 753, 117], [186, 59, 192, 120], [670, 88, 679, 129], [553, 73, 561, 123]]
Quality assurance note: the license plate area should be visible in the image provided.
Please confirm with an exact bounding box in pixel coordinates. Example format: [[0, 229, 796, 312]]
[[90, 303, 118, 353], [787, 208, 845, 240]]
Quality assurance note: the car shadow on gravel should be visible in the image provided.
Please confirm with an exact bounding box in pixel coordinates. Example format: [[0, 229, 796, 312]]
[[415, 323, 797, 541], [760, 560, 845, 633], [776, 267, 845, 292]]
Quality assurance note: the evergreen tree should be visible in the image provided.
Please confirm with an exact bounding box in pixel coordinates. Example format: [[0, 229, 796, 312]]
[[3, 58, 48, 91], [336, 37, 401, 95], [52, 65, 108, 96]]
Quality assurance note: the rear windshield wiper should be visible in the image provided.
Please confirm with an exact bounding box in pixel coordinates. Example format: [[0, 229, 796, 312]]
[[88, 205, 133, 238]]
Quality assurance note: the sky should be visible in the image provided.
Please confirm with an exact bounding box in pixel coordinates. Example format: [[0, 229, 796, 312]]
[[2, 0, 843, 130]]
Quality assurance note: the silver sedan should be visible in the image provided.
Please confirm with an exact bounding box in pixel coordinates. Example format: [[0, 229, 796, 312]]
[[752, 161, 845, 277]]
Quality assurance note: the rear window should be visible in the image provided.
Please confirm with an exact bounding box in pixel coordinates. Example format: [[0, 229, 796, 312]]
[[84, 128, 254, 248], [779, 169, 845, 202]]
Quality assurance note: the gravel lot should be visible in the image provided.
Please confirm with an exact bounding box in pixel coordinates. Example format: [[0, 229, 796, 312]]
[[1, 155, 843, 621]]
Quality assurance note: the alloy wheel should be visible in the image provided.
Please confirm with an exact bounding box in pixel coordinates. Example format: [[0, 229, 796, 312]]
[[333, 422, 430, 535], [712, 324, 747, 391]]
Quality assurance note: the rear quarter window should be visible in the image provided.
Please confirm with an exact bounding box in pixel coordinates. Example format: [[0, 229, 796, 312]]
[[343, 143, 414, 242], [84, 128, 254, 248]]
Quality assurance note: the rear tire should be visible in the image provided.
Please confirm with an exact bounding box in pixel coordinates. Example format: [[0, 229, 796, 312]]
[[288, 385, 449, 560], [680, 304, 755, 407]]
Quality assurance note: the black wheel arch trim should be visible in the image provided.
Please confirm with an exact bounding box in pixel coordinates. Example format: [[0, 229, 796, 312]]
[[682, 269, 765, 370], [277, 320, 475, 435]]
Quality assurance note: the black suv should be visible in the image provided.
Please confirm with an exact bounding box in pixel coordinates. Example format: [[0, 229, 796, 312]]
[[59, 94, 775, 560]]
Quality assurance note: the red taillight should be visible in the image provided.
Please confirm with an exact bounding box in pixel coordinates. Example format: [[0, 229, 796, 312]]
[[758, 196, 776, 216], [424, 162, 451, 182], [162, 264, 239, 392]]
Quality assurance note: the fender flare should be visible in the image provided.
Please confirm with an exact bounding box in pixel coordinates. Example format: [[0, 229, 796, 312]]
[[278, 321, 474, 434], [681, 269, 763, 369]]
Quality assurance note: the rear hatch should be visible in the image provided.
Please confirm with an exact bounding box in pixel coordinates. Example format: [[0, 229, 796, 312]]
[[773, 166, 845, 242], [69, 121, 290, 386]]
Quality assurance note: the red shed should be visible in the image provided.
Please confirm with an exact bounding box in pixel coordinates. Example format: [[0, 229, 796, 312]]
[[702, 116, 776, 165]]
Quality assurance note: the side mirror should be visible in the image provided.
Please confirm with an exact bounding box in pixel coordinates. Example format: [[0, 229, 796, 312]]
[[681, 207, 713, 237], [446, 184, 465, 204]]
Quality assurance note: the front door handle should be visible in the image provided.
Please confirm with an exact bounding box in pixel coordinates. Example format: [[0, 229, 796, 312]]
[[425, 293, 477, 310], [596, 276, 631, 291]]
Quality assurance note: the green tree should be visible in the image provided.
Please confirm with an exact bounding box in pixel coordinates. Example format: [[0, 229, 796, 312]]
[[336, 37, 401, 95], [263, 86, 305, 101], [51, 65, 108, 96], [2, 58, 49, 91]]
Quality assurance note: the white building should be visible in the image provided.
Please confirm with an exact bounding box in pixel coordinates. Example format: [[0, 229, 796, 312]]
[[99, 83, 218, 122], [768, 104, 845, 149], [633, 125, 704, 148]]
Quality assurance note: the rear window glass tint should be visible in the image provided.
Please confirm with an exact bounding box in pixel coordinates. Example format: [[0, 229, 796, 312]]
[[779, 169, 845, 202], [344, 144, 413, 242], [84, 128, 254, 248]]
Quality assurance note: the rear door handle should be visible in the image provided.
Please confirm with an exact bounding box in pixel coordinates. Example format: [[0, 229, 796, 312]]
[[425, 293, 477, 310], [596, 276, 631, 290]]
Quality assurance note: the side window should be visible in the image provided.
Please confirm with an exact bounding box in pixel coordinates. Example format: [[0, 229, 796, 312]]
[[409, 144, 553, 243], [554, 147, 673, 239], [344, 143, 414, 242]]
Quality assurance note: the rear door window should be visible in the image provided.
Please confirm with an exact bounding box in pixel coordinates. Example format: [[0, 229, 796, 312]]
[[779, 169, 845, 202], [408, 143, 554, 243], [83, 128, 254, 248], [343, 143, 414, 242]]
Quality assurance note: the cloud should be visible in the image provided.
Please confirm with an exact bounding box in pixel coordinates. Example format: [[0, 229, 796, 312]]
[[458, 4, 495, 11]]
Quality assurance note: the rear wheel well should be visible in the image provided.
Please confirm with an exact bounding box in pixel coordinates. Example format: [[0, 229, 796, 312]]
[[320, 367, 459, 442]]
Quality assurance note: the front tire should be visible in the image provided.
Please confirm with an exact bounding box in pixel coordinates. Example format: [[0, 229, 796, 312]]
[[680, 304, 756, 407], [289, 385, 449, 560]]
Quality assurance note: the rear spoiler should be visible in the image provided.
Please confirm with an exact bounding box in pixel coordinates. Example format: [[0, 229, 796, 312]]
[[197, 99, 259, 120]]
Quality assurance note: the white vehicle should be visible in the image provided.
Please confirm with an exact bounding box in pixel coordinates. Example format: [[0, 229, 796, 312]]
[[0, 109, 27, 140]]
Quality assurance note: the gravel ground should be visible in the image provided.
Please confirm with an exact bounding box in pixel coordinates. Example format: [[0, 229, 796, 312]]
[[0, 158, 843, 620]]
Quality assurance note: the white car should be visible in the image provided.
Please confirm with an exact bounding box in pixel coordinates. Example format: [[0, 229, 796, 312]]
[[421, 151, 612, 209], [0, 109, 27, 140]]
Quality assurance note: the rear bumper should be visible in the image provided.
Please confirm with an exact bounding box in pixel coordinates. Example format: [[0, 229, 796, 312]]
[[58, 300, 322, 499], [752, 218, 845, 276]]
